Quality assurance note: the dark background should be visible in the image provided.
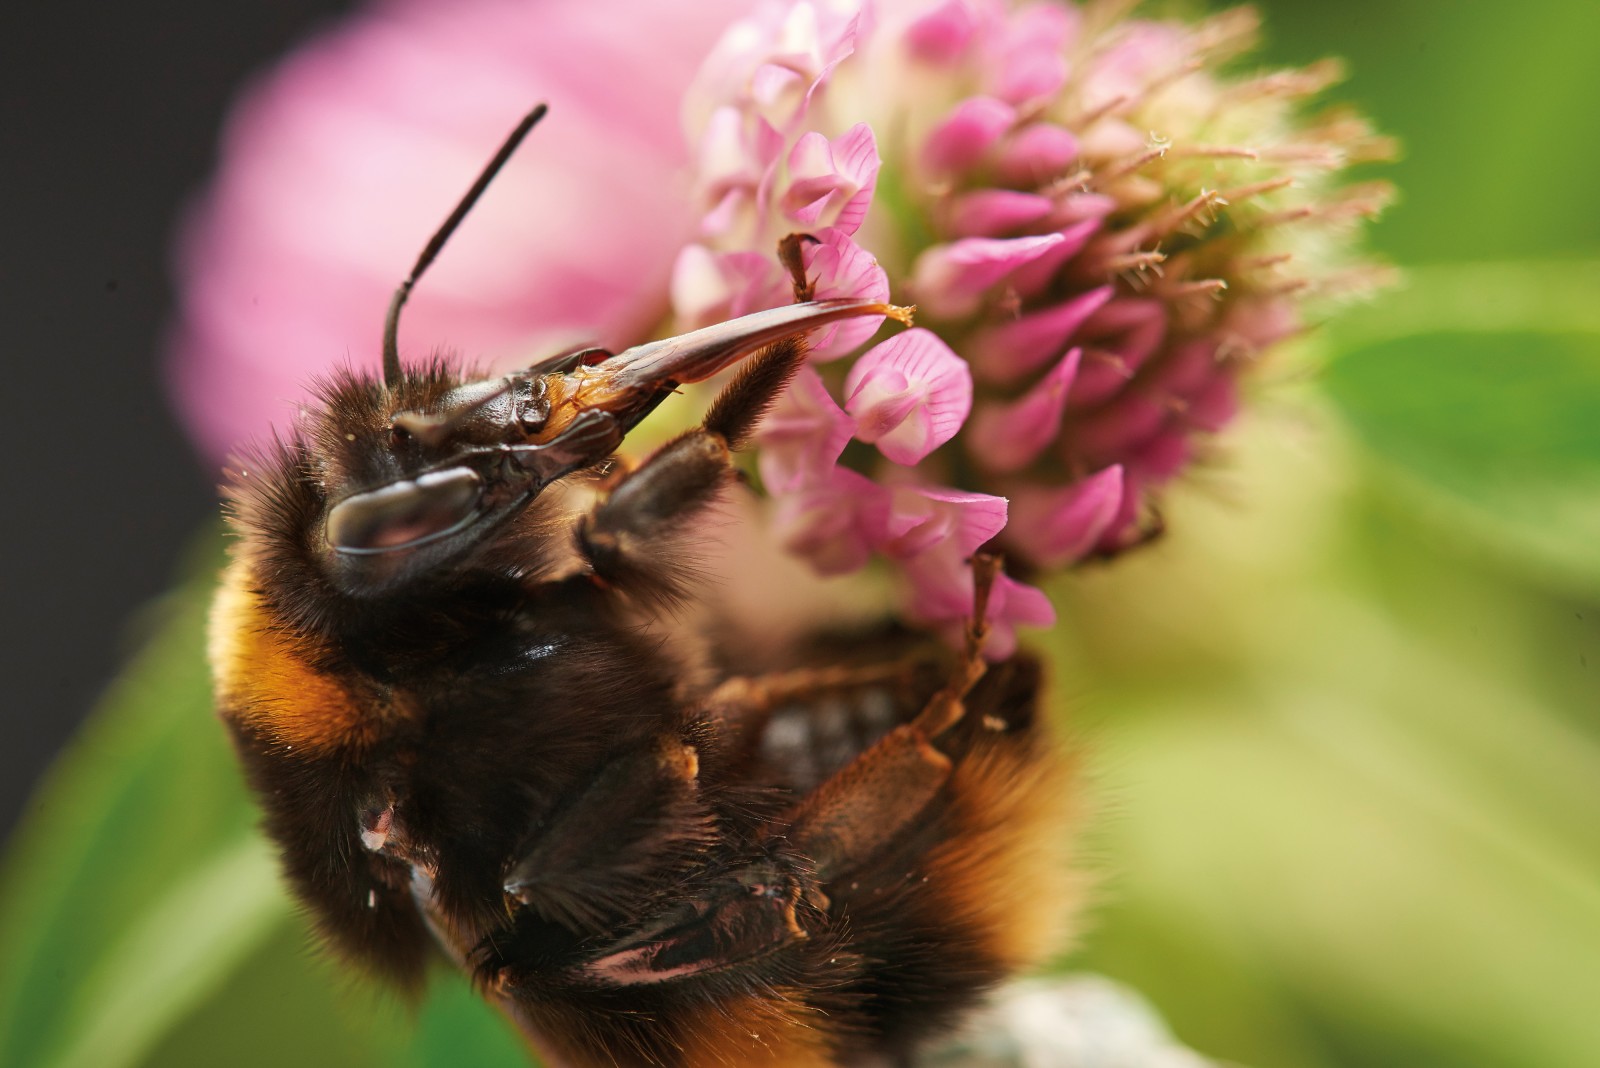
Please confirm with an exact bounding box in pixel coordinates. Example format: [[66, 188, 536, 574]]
[[1, 1, 353, 840]]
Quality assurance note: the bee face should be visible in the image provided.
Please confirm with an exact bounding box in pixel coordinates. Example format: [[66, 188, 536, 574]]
[[312, 366, 561, 596]]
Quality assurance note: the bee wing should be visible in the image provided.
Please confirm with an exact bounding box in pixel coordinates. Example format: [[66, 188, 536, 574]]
[[503, 741, 713, 933], [578, 859, 817, 987]]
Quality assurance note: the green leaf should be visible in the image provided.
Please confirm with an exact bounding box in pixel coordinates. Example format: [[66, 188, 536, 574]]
[[0, 561, 290, 1068], [1322, 261, 1600, 591], [408, 972, 531, 1068], [44, 838, 285, 1068], [1079, 663, 1600, 1068]]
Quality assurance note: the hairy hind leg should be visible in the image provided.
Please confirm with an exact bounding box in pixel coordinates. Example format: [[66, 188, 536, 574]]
[[775, 557, 1002, 880]]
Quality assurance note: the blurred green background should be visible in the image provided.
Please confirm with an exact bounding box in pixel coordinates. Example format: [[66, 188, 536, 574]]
[[4, 1, 1598, 1065]]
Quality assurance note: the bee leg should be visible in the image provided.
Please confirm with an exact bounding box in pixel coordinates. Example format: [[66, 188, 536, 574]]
[[776, 557, 1001, 881], [576, 335, 809, 599], [706, 660, 921, 719], [573, 427, 733, 602], [500, 736, 713, 933], [703, 658, 933, 791], [777, 231, 820, 301]]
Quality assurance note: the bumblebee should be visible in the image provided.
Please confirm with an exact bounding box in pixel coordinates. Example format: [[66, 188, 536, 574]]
[[210, 106, 1079, 1067]]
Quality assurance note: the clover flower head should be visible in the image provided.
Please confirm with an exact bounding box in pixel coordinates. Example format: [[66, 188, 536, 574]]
[[674, 0, 1392, 649]]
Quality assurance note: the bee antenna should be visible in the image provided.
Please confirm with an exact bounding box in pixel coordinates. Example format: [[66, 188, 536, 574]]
[[382, 103, 550, 391]]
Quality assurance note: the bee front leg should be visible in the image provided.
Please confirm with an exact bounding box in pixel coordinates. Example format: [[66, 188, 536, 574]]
[[576, 334, 809, 603]]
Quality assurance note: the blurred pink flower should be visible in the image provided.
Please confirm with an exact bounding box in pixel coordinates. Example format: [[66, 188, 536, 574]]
[[168, 0, 745, 462], [174, 0, 1389, 654]]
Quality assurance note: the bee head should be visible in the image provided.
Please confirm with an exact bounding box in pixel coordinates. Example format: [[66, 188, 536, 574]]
[[294, 102, 611, 598], [309, 363, 557, 596], [313, 296, 903, 597], [239, 104, 905, 601]]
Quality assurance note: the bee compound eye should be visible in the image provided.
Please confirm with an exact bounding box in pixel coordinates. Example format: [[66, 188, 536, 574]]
[[326, 468, 484, 554]]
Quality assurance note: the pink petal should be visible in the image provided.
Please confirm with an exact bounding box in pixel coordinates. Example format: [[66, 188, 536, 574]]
[[1006, 218, 1100, 298], [685, 0, 868, 133], [992, 43, 1068, 107], [755, 366, 854, 492], [795, 10, 870, 128], [945, 189, 1055, 239], [669, 244, 731, 326], [752, 61, 807, 116], [750, 113, 788, 223], [1000, 2, 1076, 55], [1006, 466, 1125, 567], [1078, 21, 1188, 113], [697, 105, 759, 193], [723, 251, 789, 317], [921, 95, 1016, 177], [968, 348, 1081, 472], [776, 5, 871, 130], [699, 187, 749, 238], [1077, 115, 1148, 160], [1143, 338, 1219, 397], [884, 485, 1008, 558], [1071, 393, 1170, 466], [986, 3, 1075, 105], [1187, 375, 1238, 433], [844, 329, 973, 464], [670, 246, 786, 329], [1068, 299, 1168, 408], [801, 228, 890, 360], [994, 122, 1080, 185], [773, 464, 891, 576], [910, 232, 1068, 319], [781, 123, 880, 234], [1130, 431, 1191, 483], [903, 0, 989, 64], [1047, 191, 1119, 226], [997, 571, 1058, 630], [1095, 472, 1148, 552], [902, 550, 1056, 660], [969, 285, 1112, 384], [985, 572, 1059, 659], [903, 548, 972, 622], [1223, 296, 1302, 351]]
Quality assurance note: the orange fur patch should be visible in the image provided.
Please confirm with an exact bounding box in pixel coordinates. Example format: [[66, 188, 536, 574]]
[[674, 989, 836, 1068], [510, 991, 836, 1068], [929, 733, 1085, 972], [209, 559, 391, 754]]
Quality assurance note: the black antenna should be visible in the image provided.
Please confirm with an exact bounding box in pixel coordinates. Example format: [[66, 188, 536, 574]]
[[382, 103, 550, 390]]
